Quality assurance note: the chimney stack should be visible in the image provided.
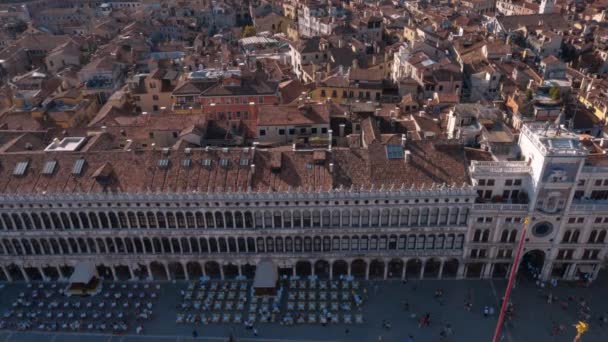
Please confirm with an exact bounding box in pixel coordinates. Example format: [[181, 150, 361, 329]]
[[404, 150, 411, 163], [401, 134, 407, 147], [339, 123, 345, 137]]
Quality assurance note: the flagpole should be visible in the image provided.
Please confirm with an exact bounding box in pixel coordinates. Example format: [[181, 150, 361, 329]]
[[492, 217, 530, 342]]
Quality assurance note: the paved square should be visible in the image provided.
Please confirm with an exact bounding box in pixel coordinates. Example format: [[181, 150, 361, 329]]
[[0, 274, 607, 341]]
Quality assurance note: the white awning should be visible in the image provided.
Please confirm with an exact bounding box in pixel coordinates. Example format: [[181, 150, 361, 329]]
[[578, 265, 595, 274], [68, 262, 97, 284], [253, 260, 278, 289]]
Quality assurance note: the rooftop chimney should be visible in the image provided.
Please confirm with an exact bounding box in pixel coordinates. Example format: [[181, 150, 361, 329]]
[[404, 150, 411, 163], [401, 134, 407, 147]]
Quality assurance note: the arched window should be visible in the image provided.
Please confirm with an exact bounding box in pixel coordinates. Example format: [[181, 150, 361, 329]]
[[588, 230, 598, 244], [481, 229, 490, 242], [571, 230, 580, 243], [342, 210, 350, 226], [473, 229, 481, 242], [400, 209, 409, 226], [12, 213, 24, 230], [186, 211, 196, 229], [156, 212, 167, 228], [79, 212, 90, 228], [500, 230, 509, 242], [137, 212, 147, 228], [293, 211, 301, 228], [562, 230, 571, 243], [509, 230, 517, 243], [225, 211, 234, 229], [146, 212, 157, 228], [60, 213, 71, 229], [598, 230, 607, 243], [108, 212, 119, 229], [128, 212, 137, 228], [429, 208, 439, 225], [380, 209, 390, 226], [322, 210, 330, 227], [283, 211, 291, 228], [435, 234, 445, 249], [331, 210, 340, 227], [195, 212, 205, 228], [312, 210, 321, 227], [352, 209, 360, 227], [166, 212, 177, 228], [235, 212, 244, 228], [21, 214, 33, 230]]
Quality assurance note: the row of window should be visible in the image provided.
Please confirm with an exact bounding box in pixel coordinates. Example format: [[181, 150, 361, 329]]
[[260, 127, 328, 136], [0, 233, 466, 256], [319, 89, 381, 101], [0, 207, 470, 231], [477, 179, 522, 187], [556, 249, 601, 260], [562, 230, 607, 244]]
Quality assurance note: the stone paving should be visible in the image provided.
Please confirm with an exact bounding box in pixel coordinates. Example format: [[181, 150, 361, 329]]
[[0, 274, 607, 341]]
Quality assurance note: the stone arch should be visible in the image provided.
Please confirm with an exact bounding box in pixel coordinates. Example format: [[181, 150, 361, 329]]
[[168, 262, 185, 280], [424, 258, 441, 278], [369, 259, 385, 279], [295, 260, 312, 277], [6, 264, 24, 281], [314, 260, 330, 279], [406, 258, 422, 278], [223, 263, 239, 279], [387, 259, 404, 279], [332, 260, 348, 278], [205, 261, 221, 279], [186, 262, 203, 280], [242, 263, 256, 279], [351, 259, 367, 279], [150, 261, 168, 280], [114, 265, 132, 281], [442, 259, 459, 278]]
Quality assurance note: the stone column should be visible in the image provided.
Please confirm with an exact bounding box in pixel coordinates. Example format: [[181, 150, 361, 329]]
[[38, 266, 49, 282], [219, 265, 225, 280], [365, 263, 370, 280], [347, 262, 351, 276], [483, 263, 493, 278], [383, 262, 388, 280], [2, 266, 13, 282], [457, 263, 466, 279], [438, 262, 444, 279], [183, 262, 190, 281], [401, 262, 406, 280], [329, 262, 333, 280], [419, 262, 425, 280]]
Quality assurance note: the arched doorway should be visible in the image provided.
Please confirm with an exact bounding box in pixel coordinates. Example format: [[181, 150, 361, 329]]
[[520, 249, 545, 279], [168, 262, 185, 280], [369, 259, 385, 280], [314, 260, 329, 279], [186, 262, 203, 280], [223, 263, 239, 279], [7, 264, 25, 281], [492, 263, 510, 279], [406, 259, 422, 278], [150, 262, 168, 281], [424, 258, 441, 278], [242, 264, 256, 279], [351, 259, 367, 279], [96, 265, 113, 281], [114, 265, 132, 281], [387, 259, 403, 279], [332, 260, 348, 279], [23, 267, 43, 281], [133, 264, 149, 280], [205, 261, 221, 279], [442, 259, 459, 278], [295, 261, 312, 277], [466, 262, 484, 278], [42, 266, 60, 281]]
